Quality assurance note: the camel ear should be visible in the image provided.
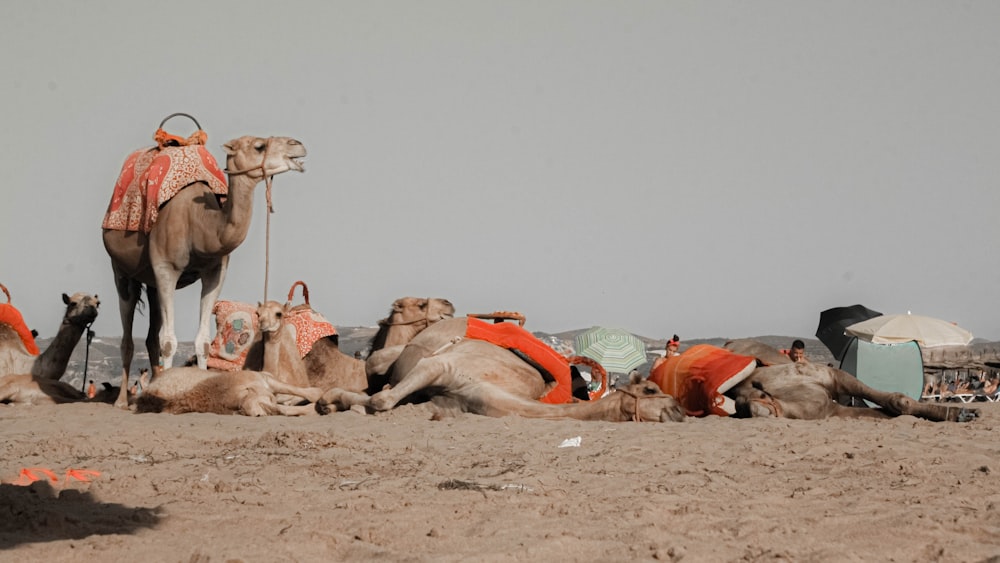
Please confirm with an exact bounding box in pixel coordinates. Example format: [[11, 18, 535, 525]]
[[630, 371, 643, 385], [62, 293, 71, 305], [222, 140, 238, 155]]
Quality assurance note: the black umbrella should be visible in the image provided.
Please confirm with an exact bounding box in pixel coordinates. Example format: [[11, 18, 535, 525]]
[[815, 304, 883, 361]]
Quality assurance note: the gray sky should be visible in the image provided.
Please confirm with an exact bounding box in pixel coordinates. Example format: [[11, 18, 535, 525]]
[[2, 1, 998, 343]]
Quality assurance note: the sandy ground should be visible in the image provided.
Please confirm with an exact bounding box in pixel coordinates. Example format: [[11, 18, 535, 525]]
[[2, 399, 1000, 563]]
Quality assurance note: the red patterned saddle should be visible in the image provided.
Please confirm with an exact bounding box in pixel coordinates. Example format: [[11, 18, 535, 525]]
[[102, 115, 227, 233], [207, 281, 337, 371]]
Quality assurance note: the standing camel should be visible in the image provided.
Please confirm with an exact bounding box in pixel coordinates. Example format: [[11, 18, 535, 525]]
[[102, 135, 306, 409]]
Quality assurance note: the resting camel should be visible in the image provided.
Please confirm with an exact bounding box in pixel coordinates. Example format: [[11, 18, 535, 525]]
[[244, 300, 368, 394], [722, 339, 977, 422], [0, 292, 100, 380], [134, 367, 325, 416], [323, 300, 684, 422], [103, 135, 306, 409], [363, 296, 458, 391], [0, 375, 125, 406]]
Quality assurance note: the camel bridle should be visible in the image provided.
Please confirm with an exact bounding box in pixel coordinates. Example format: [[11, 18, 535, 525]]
[[615, 387, 669, 423], [378, 303, 453, 328]]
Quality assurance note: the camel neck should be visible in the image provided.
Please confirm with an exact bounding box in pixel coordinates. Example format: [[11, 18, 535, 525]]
[[32, 319, 87, 379], [216, 173, 262, 252]]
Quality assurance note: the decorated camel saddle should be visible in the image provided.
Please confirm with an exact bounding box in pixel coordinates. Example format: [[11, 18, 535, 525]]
[[207, 281, 337, 371], [0, 283, 39, 356], [464, 311, 608, 403], [102, 113, 228, 233]]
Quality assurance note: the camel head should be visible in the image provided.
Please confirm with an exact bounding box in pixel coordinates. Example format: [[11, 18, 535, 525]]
[[384, 297, 455, 326], [62, 293, 100, 327], [223, 136, 307, 179], [371, 297, 456, 351], [256, 301, 290, 334], [614, 380, 685, 422]]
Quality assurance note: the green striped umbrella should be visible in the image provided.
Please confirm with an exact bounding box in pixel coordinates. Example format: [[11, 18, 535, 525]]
[[573, 327, 647, 374]]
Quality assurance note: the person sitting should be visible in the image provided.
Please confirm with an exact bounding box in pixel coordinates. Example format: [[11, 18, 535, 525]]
[[650, 334, 681, 372], [666, 335, 681, 357], [782, 339, 808, 363]]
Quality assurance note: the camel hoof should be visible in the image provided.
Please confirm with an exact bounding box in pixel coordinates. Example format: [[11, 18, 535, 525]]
[[315, 401, 332, 415]]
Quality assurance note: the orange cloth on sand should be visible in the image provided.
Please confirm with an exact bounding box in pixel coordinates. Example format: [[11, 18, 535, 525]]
[[0, 302, 40, 356], [647, 344, 757, 417], [464, 317, 573, 404]]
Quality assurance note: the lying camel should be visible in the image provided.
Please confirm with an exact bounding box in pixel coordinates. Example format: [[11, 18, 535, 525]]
[[722, 339, 977, 422], [134, 367, 325, 416], [0, 292, 100, 379], [0, 291, 103, 406], [324, 306, 684, 422], [363, 296, 457, 391], [0, 375, 126, 406], [246, 300, 368, 394]]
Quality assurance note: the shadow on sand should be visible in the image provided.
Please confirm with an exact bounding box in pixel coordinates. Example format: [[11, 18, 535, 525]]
[[0, 481, 161, 549]]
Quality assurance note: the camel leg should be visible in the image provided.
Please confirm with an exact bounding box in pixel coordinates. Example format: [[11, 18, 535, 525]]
[[112, 266, 141, 409], [274, 403, 321, 416], [0, 376, 19, 404], [263, 375, 325, 404], [368, 357, 449, 411], [146, 288, 162, 377], [318, 388, 372, 411], [150, 262, 181, 371], [194, 259, 227, 370], [366, 345, 406, 377], [831, 369, 977, 422]]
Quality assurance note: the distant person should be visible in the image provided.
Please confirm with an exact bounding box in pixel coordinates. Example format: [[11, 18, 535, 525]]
[[651, 335, 681, 372], [783, 340, 808, 363], [86, 380, 96, 399], [666, 335, 681, 357]]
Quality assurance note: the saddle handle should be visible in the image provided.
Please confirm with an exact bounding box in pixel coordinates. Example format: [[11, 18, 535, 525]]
[[287, 280, 310, 305], [1, 283, 9, 304], [159, 112, 202, 131], [567, 355, 609, 402]]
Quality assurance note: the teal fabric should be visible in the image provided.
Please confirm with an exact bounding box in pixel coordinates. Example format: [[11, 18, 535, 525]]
[[840, 338, 924, 404]]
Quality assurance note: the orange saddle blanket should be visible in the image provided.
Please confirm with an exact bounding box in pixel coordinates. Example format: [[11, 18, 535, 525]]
[[647, 344, 757, 417], [465, 317, 573, 404], [102, 145, 227, 233], [0, 302, 39, 356]]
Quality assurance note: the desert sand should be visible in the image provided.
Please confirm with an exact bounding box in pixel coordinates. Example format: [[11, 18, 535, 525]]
[[2, 398, 1000, 562]]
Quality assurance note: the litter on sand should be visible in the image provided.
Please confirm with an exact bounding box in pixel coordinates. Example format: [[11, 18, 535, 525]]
[[558, 436, 582, 448]]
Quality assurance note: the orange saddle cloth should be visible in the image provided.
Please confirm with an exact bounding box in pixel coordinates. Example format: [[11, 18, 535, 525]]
[[647, 344, 757, 417], [464, 317, 573, 404], [0, 302, 39, 356], [102, 145, 227, 233]]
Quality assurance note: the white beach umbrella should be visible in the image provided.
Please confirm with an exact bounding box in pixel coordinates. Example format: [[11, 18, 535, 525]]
[[845, 313, 973, 348]]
